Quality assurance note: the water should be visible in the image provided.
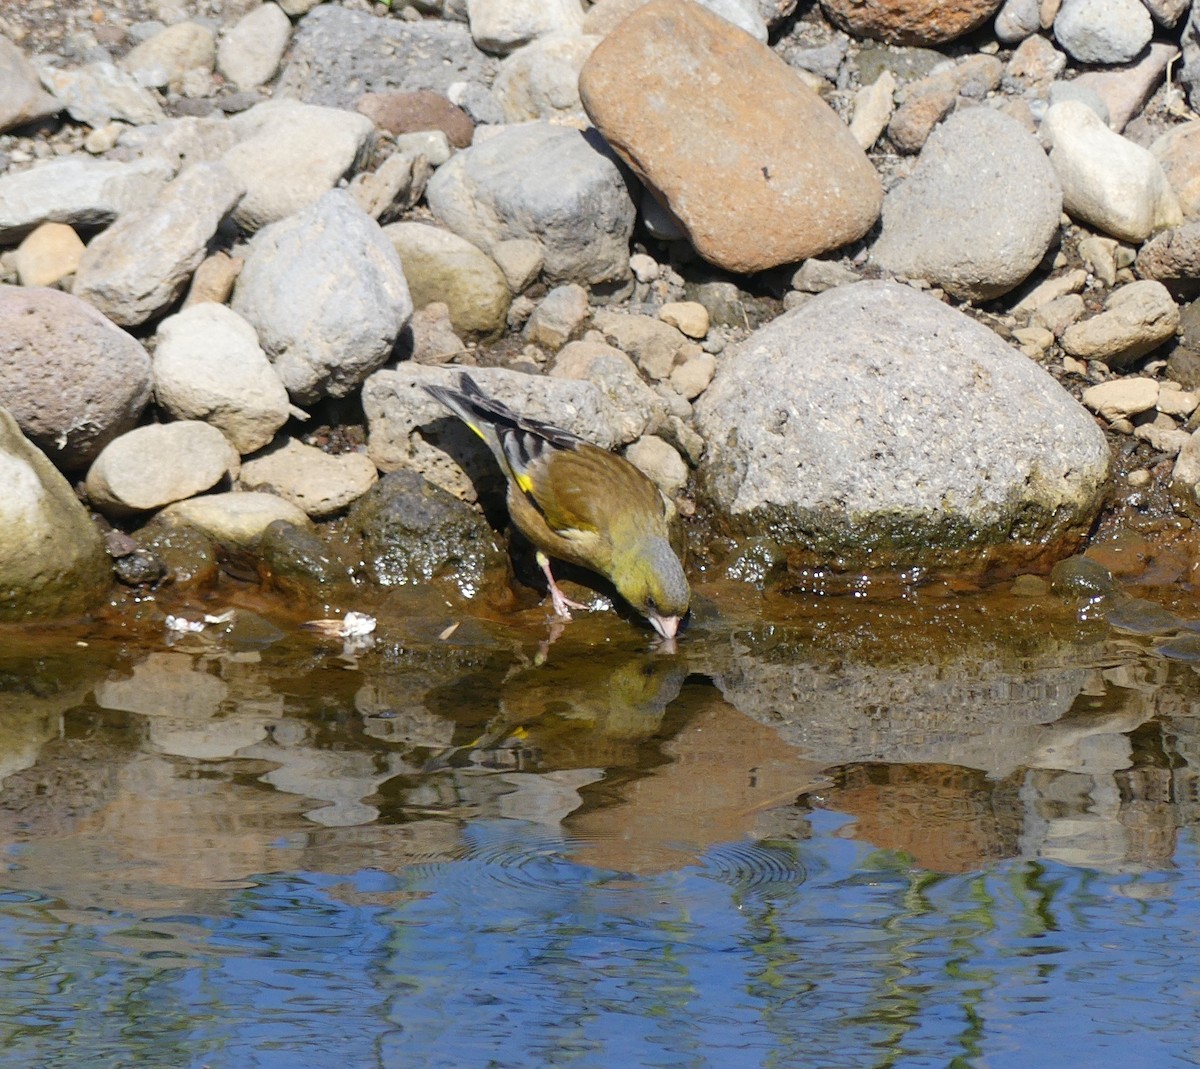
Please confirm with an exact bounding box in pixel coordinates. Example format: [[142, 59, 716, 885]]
[[3, 585, 1200, 1068]]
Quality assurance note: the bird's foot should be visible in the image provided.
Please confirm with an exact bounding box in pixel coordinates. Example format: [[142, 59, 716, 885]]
[[548, 584, 588, 619]]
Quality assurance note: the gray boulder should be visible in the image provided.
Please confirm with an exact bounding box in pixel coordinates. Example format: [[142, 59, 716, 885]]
[[72, 162, 245, 327], [232, 190, 413, 405], [0, 157, 172, 244], [0, 407, 111, 621], [871, 107, 1062, 301], [425, 121, 636, 287], [276, 4, 497, 108], [1053, 0, 1152, 65], [222, 100, 375, 233], [694, 281, 1111, 572], [0, 286, 151, 470], [0, 37, 61, 133]]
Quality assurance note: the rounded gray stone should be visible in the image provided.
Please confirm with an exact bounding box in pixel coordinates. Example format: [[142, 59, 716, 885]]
[[694, 280, 1110, 570], [871, 107, 1062, 301]]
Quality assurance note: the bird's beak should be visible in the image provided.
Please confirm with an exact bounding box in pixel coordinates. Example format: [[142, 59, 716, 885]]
[[649, 614, 679, 640]]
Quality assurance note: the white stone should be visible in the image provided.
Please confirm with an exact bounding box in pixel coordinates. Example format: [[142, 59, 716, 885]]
[[1081, 377, 1160, 421], [153, 302, 291, 454], [1043, 100, 1182, 243], [217, 2, 292, 90], [467, 0, 585, 53]]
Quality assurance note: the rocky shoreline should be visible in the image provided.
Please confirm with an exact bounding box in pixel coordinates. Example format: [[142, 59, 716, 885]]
[[2, 0, 1200, 625]]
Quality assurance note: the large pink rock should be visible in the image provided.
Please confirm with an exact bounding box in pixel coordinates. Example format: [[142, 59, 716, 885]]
[[579, 0, 881, 274], [820, 0, 1004, 44], [0, 286, 151, 470]]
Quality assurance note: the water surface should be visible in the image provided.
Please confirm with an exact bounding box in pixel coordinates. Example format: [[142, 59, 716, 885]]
[[3, 583, 1199, 1068]]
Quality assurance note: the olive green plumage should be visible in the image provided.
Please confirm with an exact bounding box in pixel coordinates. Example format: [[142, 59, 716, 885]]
[[424, 374, 690, 638]]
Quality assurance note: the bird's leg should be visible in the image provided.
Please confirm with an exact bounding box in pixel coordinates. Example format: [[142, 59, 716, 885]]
[[537, 551, 588, 618]]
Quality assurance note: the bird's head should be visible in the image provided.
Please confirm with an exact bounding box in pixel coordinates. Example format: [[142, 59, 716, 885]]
[[613, 535, 690, 640]]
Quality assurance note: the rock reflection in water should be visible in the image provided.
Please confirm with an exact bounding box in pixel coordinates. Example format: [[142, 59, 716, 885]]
[[0, 602, 1199, 914]]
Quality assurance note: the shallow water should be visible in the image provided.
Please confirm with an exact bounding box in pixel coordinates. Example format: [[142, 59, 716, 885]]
[[4, 582, 1200, 1068]]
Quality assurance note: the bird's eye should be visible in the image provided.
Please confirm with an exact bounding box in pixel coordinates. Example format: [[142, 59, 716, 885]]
[[645, 595, 658, 612]]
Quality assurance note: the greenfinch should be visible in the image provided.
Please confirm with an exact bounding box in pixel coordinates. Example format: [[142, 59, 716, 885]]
[[424, 374, 690, 639]]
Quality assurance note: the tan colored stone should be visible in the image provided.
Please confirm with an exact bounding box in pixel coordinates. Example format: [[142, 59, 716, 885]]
[[1081, 377, 1159, 422], [820, 0, 1004, 44], [658, 300, 709, 339], [1152, 120, 1200, 220], [579, 0, 881, 274], [14, 222, 84, 287]]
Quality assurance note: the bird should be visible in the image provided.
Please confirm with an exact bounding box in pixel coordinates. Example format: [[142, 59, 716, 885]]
[[423, 373, 690, 640]]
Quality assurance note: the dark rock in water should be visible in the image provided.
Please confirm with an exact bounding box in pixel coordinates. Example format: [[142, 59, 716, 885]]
[[1049, 555, 1120, 599], [1105, 597, 1189, 635], [133, 519, 219, 594], [258, 519, 351, 604], [113, 548, 166, 587], [346, 469, 506, 601]]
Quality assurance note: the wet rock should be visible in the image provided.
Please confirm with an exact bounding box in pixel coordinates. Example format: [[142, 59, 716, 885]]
[[872, 107, 1061, 300], [276, 5, 497, 109], [494, 33, 600, 123], [257, 519, 349, 602], [239, 438, 379, 518], [231, 190, 412, 405], [1080, 377, 1160, 421], [694, 281, 1110, 572], [119, 20, 215, 91], [363, 364, 644, 501], [1053, 0, 1152, 65], [1061, 282, 1180, 367], [355, 90, 474, 148], [1042, 100, 1182, 243], [426, 122, 635, 288], [72, 161, 244, 328], [345, 468, 505, 599], [84, 421, 240, 518], [579, 0, 881, 273], [132, 517, 219, 591], [382, 221, 509, 339], [216, 2, 291, 90], [153, 302, 290, 455], [820, 0, 1002, 43], [14, 222, 84, 288], [156, 491, 312, 548], [0, 157, 172, 244], [112, 546, 167, 588], [0, 36, 61, 133], [0, 285, 151, 470], [222, 100, 374, 233], [37, 60, 167, 128], [0, 407, 111, 621], [524, 284, 590, 350], [1049, 555, 1119, 599], [467, 0, 585, 53]]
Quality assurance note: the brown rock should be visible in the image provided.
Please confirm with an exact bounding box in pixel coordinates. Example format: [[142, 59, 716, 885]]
[[887, 54, 1003, 154], [355, 90, 474, 149], [578, 0, 881, 274], [820, 0, 1004, 44], [1152, 120, 1200, 220], [0, 285, 151, 470], [1136, 222, 1200, 290]]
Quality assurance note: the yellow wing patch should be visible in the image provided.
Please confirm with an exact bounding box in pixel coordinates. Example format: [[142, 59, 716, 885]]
[[515, 471, 534, 493]]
